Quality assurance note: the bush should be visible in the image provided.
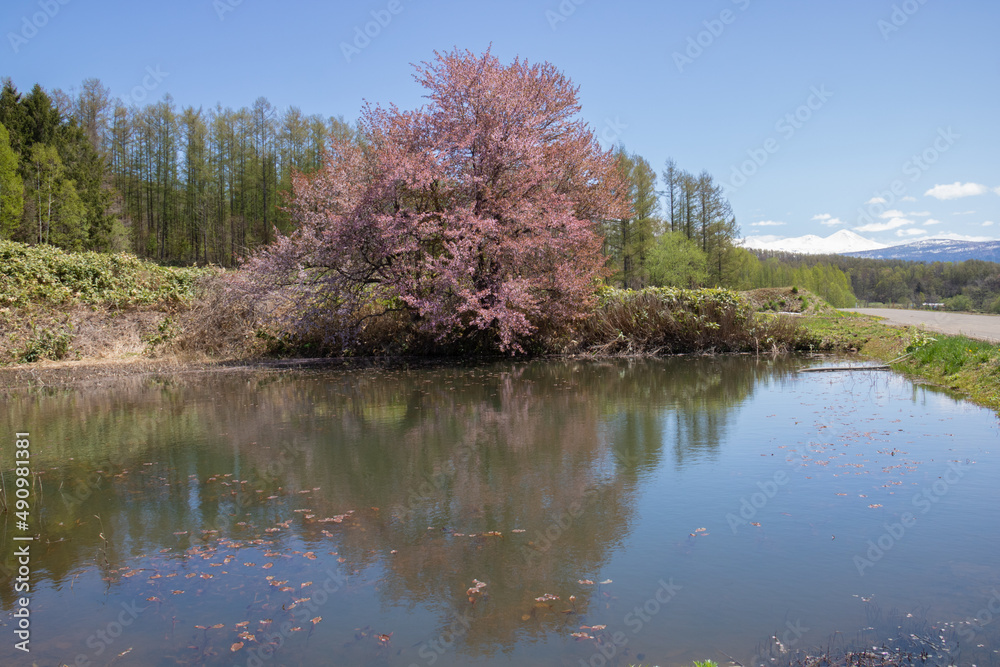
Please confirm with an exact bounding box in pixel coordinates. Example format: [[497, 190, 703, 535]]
[[577, 287, 806, 355], [944, 294, 973, 312], [0, 240, 204, 308], [141, 316, 180, 354], [19, 325, 73, 363]]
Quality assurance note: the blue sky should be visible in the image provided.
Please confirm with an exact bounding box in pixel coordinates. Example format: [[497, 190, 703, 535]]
[[3, 0, 998, 245]]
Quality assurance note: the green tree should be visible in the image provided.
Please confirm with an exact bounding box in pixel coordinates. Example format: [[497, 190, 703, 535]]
[[606, 149, 657, 288], [719, 246, 760, 290], [0, 122, 23, 239], [0, 80, 27, 156], [647, 231, 708, 287], [661, 157, 682, 234], [945, 293, 972, 312], [25, 143, 87, 248], [21, 84, 62, 147]]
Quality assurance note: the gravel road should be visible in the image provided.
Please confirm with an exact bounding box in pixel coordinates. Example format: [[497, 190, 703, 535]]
[[843, 308, 1000, 343]]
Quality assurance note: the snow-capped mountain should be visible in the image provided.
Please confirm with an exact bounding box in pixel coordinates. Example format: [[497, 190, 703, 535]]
[[740, 230, 888, 255], [844, 238, 1000, 263], [740, 231, 1000, 262]]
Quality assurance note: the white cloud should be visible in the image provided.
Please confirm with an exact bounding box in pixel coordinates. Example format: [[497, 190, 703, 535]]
[[866, 197, 887, 205], [813, 213, 845, 226], [751, 220, 785, 227], [879, 209, 907, 219], [983, 221, 996, 227], [923, 219, 944, 226], [953, 210, 977, 215], [908, 211, 931, 217], [896, 228, 928, 237], [925, 182, 990, 200], [901, 196, 917, 202], [856, 217, 911, 232], [995, 186, 1000, 196]]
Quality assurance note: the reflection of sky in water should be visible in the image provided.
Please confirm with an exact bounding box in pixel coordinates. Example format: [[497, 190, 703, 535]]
[[0, 358, 997, 666]]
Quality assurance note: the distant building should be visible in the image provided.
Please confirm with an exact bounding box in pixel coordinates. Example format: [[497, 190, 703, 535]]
[[923, 302, 945, 309]]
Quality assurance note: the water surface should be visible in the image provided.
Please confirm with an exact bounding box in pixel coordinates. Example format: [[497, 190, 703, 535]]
[[1, 357, 998, 666]]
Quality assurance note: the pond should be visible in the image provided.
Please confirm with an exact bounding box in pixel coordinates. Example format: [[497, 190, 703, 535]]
[[0, 357, 998, 666]]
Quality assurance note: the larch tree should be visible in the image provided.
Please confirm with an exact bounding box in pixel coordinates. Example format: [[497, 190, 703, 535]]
[[240, 48, 628, 352], [661, 157, 681, 234], [606, 148, 657, 288]]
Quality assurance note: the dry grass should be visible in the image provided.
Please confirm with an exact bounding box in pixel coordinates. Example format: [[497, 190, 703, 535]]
[[575, 287, 809, 355], [0, 304, 178, 365], [171, 274, 264, 359]]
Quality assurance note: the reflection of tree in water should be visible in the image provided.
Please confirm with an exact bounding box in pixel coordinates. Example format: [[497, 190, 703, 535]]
[[0, 358, 794, 655], [563, 356, 798, 471]]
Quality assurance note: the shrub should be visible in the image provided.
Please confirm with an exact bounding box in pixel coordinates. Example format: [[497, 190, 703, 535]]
[[944, 294, 973, 312], [0, 240, 204, 308], [141, 316, 180, 354], [577, 287, 805, 355], [19, 325, 73, 363]]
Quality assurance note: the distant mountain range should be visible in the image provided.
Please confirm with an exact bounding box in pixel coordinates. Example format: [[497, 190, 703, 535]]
[[741, 231, 1000, 263], [741, 230, 887, 255], [844, 238, 1000, 262]]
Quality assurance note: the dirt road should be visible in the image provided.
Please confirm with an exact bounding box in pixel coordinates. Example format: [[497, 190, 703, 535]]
[[843, 308, 1000, 343]]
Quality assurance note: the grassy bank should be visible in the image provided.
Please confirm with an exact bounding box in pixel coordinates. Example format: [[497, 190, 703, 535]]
[[0, 240, 209, 365], [798, 309, 1000, 412], [2, 242, 999, 415], [0, 242, 808, 364]]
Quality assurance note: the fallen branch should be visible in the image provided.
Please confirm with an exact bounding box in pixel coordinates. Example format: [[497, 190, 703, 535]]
[[800, 365, 891, 373]]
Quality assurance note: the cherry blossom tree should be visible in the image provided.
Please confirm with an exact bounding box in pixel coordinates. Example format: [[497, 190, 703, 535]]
[[240, 48, 628, 352]]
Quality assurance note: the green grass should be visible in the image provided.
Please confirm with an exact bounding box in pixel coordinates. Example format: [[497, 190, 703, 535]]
[[797, 310, 1000, 412], [908, 334, 997, 375], [0, 240, 207, 308], [795, 310, 894, 351]]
